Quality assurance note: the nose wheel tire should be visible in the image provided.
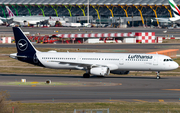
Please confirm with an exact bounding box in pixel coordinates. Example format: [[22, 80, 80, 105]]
[[156, 71, 160, 79], [83, 73, 90, 78]]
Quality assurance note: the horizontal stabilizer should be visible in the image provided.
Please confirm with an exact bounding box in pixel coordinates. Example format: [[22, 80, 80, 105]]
[[9, 53, 27, 59]]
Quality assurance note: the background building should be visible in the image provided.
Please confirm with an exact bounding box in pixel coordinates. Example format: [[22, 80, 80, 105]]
[[0, 0, 176, 27]]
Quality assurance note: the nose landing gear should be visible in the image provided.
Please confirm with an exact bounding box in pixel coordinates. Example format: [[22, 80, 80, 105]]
[[156, 71, 160, 79]]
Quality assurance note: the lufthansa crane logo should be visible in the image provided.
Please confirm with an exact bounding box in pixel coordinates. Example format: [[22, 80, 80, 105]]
[[17, 39, 28, 51]]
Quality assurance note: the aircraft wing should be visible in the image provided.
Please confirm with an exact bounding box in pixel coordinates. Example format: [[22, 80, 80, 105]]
[[155, 18, 171, 22], [51, 60, 101, 67], [50, 60, 118, 70]]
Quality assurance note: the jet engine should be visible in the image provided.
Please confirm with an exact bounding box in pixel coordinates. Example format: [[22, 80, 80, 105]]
[[111, 71, 130, 75], [90, 67, 110, 76]]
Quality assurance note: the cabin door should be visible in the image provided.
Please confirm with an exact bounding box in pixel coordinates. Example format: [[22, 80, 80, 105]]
[[153, 56, 158, 66]]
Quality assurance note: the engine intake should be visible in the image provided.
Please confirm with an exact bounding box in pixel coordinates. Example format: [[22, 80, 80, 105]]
[[90, 67, 110, 76]]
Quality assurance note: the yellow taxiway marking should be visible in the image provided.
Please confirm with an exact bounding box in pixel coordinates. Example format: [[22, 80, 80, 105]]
[[31, 85, 36, 87], [162, 89, 180, 91], [133, 99, 148, 102], [159, 99, 164, 102], [31, 81, 39, 84]]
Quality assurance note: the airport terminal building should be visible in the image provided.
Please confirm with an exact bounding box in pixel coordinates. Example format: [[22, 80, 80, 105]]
[[0, 0, 177, 27]]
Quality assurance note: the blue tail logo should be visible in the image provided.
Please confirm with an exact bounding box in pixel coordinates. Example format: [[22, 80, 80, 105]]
[[17, 39, 28, 51]]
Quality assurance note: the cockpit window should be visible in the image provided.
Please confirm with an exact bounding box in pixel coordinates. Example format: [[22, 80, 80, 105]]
[[163, 59, 173, 62]]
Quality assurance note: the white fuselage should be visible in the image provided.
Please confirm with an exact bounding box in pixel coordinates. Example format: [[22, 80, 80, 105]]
[[11, 16, 47, 25], [36, 52, 179, 71], [9, 16, 65, 25]]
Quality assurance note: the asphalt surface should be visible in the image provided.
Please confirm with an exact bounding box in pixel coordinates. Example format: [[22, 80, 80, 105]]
[[1, 26, 180, 37], [1, 43, 180, 50], [0, 74, 180, 103], [1, 26, 180, 103]]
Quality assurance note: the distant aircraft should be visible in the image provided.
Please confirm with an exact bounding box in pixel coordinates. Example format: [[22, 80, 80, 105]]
[[10, 27, 179, 79], [155, 0, 180, 23], [5, 6, 65, 26], [5, 6, 49, 26]]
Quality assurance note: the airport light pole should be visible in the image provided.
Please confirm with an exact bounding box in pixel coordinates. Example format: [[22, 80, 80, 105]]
[[87, 0, 89, 23], [132, 12, 134, 27]]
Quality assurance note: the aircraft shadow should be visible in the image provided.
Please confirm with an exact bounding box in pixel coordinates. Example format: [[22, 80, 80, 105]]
[[0, 74, 169, 79], [0, 74, 82, 78]]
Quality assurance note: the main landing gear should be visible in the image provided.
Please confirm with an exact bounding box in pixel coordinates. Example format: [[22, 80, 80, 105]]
[[83, 73, 90, 78], [156, 71, 160, 79]]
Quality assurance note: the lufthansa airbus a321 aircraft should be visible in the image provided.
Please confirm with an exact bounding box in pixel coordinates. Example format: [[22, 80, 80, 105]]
[[10, 27, 179, 79]]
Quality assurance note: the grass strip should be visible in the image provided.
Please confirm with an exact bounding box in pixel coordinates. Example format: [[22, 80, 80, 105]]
[[7, 102, 180, 113]]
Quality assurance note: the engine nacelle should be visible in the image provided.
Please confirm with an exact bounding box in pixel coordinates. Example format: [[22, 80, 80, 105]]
[[90, 67, 110, 76], [111, 71, 130, 75]]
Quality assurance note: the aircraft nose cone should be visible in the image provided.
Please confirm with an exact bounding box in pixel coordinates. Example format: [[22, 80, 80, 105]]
[[174, 62, 179, 69]]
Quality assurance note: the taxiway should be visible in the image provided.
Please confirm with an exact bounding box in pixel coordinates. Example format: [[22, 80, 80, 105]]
[[0, 74, 180, 103]]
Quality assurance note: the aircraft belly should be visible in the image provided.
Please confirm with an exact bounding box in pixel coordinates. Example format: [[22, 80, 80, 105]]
[[43, 62, 77, 69], [122, 62, 162, 71]]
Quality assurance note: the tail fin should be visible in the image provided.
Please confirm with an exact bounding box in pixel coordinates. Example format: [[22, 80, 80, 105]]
[[6, 6, 15, 18], [12, 27, 37, 56], [12, 27, 44, 67]]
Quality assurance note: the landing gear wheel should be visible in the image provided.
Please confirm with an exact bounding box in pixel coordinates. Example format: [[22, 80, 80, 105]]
[[83, 73, 90, 78], [156, 76, 161, 79], [156, 71, 160, 79]]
